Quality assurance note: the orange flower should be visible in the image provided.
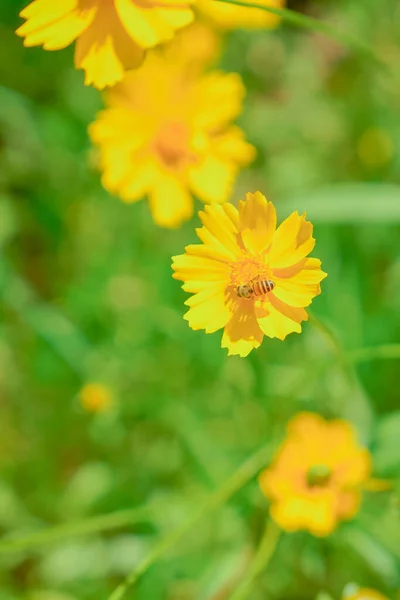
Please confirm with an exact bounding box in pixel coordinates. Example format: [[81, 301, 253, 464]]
[[172, 192, 326, 356], [259, 413, 371, 537], [89, 30, 254, 228], [16, 0, 194, 89], [198, 0, 284, 30]]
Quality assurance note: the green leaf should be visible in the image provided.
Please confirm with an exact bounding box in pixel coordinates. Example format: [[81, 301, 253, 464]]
[[335, 525, 400, 585]]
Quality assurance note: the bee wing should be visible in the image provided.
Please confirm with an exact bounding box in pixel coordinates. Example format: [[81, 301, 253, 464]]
[[249, 275, 260, 284]]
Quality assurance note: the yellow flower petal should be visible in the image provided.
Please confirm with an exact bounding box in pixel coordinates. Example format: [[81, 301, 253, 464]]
[[74, 7, 144, 89], [273, 257, 326, 283], [115, 0, 173, 47], [193, 206, 241, 263], [19, 0, 76, 20], [17, 0, 96, 50], [98, 148, 138, 193], [270, 497, 314, 532], [149, 172, 193, 228], [306, 494, 337, 536], [192, 72, 245, 130], [118, 161, 156, 203], [239, 191, 277, 254], [272, 284, 321, 308], [269, 211, 315, 269], [164, 21, 220, 72], [172, 254, 231, 291], [197, 204, 240, 257], [184, 284, 233, 333], [272, 257, 327, 307], [89, 108, 148, 148], [189, 155, 235, 204], [213, 126, 256, 164], [154, 6, 194, 30], [221, 304, 264, 357], [198, 0, 284, 30], [287, 412, 326, 439], [185, 241, 236, 264], [255, 295, 307, 340], [338, 490, 362, 520]]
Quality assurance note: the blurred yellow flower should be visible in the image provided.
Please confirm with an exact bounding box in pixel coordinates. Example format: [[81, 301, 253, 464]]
[[259, 413, 371, 537], [79, 383, 113, 413], [343, 586, 388, 600], [172, 192, 326, 357], [89, 32, 254, 228], [198, 0, 284, 29], [16, 0, 194, 89]]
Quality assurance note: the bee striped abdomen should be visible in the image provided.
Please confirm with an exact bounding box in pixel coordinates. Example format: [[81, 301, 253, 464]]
[[253, 280, 275, 296]]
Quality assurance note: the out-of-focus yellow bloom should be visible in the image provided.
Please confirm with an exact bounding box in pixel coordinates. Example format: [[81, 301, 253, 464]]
[[343, 584, 389, 600], [89, 29, 254, 228], [198, 0, 284, 30], [259, 413, 371, 537], [79, 383, 113, 413], [167, 21, 221, 72], [16, 0, 194, 89], [172, 192, 326, 357]]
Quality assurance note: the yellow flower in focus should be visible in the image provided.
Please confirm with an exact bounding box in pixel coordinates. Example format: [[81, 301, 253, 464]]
[[198, 0, 284, 29], [16, 0, 194, 89], [259, 413, 371, 537], [172, 192, 326, 357], [343, 586, 388, 600], [79, 383, 113, 413], [89, 33, 254, 228]]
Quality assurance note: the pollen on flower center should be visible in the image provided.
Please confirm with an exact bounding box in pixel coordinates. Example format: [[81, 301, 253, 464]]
[[229, 255, 271, 288], [307, 464, 332, 488], [154, 121, 196, 169]]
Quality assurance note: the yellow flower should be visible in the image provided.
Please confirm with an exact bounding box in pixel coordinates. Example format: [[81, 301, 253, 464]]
[[89, 34, 254, 228], [79, 383, 113, 413], [172, 192, 326, 357], [198, 0, 284, 30], [343, 586, 388, 600], [16, 0, 194, 89], [259, 413, 371, 537]]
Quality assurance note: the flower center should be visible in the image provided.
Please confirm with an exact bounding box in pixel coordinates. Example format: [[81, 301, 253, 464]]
[[154, 121, 196, 169], [229, 255, 271, 288], [306, 464, 332, 488]]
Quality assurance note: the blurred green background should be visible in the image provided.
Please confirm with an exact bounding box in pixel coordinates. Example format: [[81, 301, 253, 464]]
[[1, 0, 400, 598]]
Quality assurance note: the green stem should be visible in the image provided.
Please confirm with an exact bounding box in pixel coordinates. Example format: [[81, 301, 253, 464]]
[[108, 443, 272, 600], [309, 312, 400, 366], [215, 0, 385, 69], [346, 344, 400, 364], [0, 506, 153, 555], [307, 311, 346, 364], [228, 520, 281, 600]]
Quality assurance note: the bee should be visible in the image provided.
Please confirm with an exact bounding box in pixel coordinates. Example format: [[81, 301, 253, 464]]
[[237, 277, 275, 299]]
